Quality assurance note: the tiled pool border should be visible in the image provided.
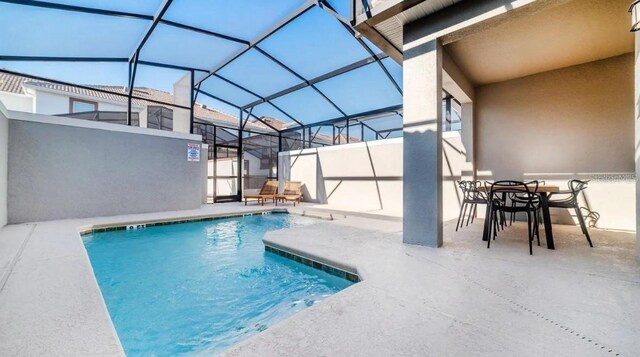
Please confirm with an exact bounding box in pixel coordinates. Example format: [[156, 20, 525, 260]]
[[78, 209, 335, 236], [264, 245, 360, 283]]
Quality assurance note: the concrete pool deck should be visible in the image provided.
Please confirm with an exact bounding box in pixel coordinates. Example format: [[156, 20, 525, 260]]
[[0, 203, 638, 356]]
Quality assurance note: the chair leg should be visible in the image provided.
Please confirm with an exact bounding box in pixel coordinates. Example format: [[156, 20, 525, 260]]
[[487, 207, 493, 248], [456, 202, 466, 232], [465, 204, 475, 226], [470, 204, 477, 224], [510, 201, 515, 226], [574, 206, 593, 247], [527, 211, 533, 255], [533, 209, 540, 246]]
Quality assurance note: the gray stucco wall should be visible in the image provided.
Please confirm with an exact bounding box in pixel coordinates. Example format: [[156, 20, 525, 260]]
[[0, 104, 8, 227], [8, 119, 203, 223]]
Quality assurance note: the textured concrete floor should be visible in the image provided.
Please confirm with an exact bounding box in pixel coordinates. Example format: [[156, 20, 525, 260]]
[[0, 203, 637, 356], [225, 216, 639, 357]]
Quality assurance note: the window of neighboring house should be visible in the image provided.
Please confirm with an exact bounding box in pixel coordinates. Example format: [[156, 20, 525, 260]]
[[147, 106, 173, 131], [69, 98, 98, 113]]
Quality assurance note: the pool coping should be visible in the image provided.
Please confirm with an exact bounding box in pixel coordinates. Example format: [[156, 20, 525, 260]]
[[77, 207, 338, 235]]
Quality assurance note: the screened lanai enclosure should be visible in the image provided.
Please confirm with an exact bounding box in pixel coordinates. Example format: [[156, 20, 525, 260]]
[[0, 0, 460, 202]]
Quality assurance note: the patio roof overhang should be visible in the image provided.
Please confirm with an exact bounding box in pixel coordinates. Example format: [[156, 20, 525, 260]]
[[0, 0, 404, 134]]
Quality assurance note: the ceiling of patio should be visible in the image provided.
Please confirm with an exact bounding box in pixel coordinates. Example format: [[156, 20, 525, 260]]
[[0, 0, 404, 131], [444, 0, 633, 86]]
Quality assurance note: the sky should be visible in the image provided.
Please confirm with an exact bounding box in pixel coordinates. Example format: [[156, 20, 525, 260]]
[[0, 0, 403, 126]]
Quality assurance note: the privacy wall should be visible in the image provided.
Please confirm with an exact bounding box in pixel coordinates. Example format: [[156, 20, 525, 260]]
[[278, 134, 470, 220], [476, 54, 635, 231], [7, 112, 204, 223]]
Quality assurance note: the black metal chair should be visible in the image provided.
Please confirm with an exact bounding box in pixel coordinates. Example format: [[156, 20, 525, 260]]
[[455, 180, 487, 231], [486, 180, 540, 255], [547, 179, 593, 247], [508, 180, 545, 228]]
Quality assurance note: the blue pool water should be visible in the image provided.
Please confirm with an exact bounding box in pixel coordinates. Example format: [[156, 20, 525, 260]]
[[83, 213, 353, 356]]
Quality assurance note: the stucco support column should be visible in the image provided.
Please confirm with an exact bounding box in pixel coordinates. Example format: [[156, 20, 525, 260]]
[[635, 32, 640, 260], [402, 38, 443, 247]]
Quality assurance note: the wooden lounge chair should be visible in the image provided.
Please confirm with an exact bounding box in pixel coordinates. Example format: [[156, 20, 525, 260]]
[[244, 180, 278, 206], [275, 181, 303, 206]]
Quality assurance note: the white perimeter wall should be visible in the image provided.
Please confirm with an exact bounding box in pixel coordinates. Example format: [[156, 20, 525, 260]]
[[0, 101, 8, 227], [278, 134, 469, 221]]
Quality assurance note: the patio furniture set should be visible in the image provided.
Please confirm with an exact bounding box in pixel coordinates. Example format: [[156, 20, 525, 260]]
[[244, 180, 303, 206], [456, 179, 593, 255]]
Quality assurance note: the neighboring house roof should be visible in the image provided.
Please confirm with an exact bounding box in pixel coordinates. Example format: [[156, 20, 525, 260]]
[[0, 72, 284, 132], [252, 116, 290, 131], [0, 72, 29, 94]]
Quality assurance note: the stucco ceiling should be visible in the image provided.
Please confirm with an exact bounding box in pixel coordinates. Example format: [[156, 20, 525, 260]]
[[444, 0, 634, 86]]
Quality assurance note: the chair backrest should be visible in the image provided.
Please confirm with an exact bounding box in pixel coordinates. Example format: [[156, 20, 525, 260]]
[[457, 180, 469, 199], [260, 180, 279, 195], [487, 180, 539, 208], [569, 179, 589, 194], [468, 180, 485, 200], [283, 181, 302, 195]]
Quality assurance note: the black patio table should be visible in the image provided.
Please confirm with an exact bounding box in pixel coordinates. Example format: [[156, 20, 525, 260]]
[[479, 184, 560, 249]]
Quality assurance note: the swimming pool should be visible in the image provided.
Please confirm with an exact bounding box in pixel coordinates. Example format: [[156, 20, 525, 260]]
[[83, 213, 353, 356]]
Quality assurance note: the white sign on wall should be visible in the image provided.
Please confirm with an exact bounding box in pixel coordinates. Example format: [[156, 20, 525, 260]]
[[187, 143, 201, 162]]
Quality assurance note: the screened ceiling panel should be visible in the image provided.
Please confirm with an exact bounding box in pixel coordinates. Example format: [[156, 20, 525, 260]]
[[250, 102, 291, 123], [140, 24, 245, 70], [0, 61, 129, 87], [0, 1, 406, 131], [382, 57, 403, 90], [362, 37, 384, 53], [199, 76, 260, 108], [197, 95, 240, 123], [38, 0, 164, 15], [259, 6, 370, 79], [0, 3, 148, 57], [325, 0, 351, 19], [315, 63, 402, 115], [217, 49, 303, 97], [135, 65, 187, 94], [361, 114, 403, 131], [163, 0, 308, 41], [271, 87, 342, 124]]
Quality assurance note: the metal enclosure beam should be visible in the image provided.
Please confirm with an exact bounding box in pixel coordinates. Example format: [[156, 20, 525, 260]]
[[2, 0, 406, 138], [241, 53, 388, 110], [280, 104, 402, 133], [319, 0, 402, 95], [253, 46, 348, 119], [128, 0, 174, 63], [197, 89, 281, 132], [214, 74, 303, 127], [0, 0, 153, 20], [194, 0, 317, 87]]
